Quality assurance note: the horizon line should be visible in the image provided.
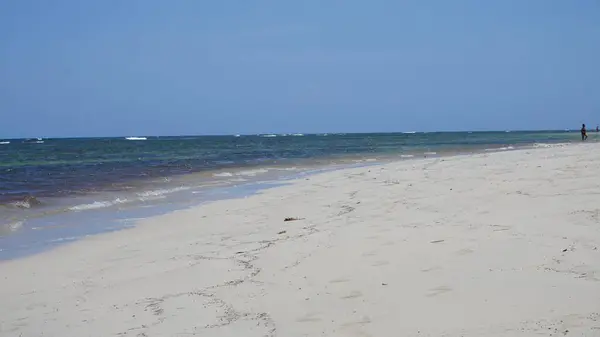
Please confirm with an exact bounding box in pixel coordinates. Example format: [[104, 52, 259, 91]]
[[0, 129, 576, 140]]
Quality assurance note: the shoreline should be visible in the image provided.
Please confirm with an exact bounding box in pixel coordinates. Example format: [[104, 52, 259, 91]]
[[1, 132, 579, 210], [0, 160, 384, 260], [0, 142, 572, 260], [0, 142, 587, 260], [2, 143, 600, 336]]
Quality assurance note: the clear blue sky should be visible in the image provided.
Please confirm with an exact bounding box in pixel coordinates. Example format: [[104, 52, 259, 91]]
[[1, 1, 599, 138]]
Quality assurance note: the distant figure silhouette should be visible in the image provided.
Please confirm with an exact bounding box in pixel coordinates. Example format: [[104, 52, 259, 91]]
[[596, 125, 599, 132], [581, 124, 588, 141]]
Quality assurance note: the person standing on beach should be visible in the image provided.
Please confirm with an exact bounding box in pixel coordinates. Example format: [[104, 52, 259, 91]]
[[581, 124, 588, 141]]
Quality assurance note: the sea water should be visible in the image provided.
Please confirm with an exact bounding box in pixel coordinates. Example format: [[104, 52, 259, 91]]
[[0, 131, 580, 258]]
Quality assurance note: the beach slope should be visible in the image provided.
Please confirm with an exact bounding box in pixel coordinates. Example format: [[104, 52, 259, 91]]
[[1, 144, 600, 336]]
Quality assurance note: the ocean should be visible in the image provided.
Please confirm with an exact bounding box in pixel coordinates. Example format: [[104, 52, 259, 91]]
[[0, 131, 582, 258]]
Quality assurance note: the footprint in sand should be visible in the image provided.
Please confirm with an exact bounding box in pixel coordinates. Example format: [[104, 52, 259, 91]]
[[340, 315, 372, 327], [330, 278, 350, 284], [362, 251, 377, 257], [371, 260, 390, 267], [491, 225, 511, 232], [421, 266, 442, 273], [341, 291, 363, 299], [426, 286, 452, 297], [296, 312, 322, 323], [456, 248, 474, 255]]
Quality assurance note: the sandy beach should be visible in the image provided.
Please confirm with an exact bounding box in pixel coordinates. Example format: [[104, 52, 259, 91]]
[[1, 144, 600, 337]]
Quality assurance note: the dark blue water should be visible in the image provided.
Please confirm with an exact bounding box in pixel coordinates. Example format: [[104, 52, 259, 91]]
[[0, 131, 578, 203], [0, 131, 582, 258]]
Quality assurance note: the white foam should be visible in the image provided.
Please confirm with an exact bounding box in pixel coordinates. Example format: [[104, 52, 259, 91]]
[[485, 146, 515, 152], [261, 134, 277, 138], [292, 133, 304, 136], [70, 201, 114, 211], [273, 167, 299, 171], [136, 186, 190, 199], [126, 137, 147, 141], [0, 141, 9, 145], [69, 198, 128, 211], [10, 201, 31, 209], [403, 131, 417, 134], [423, 152, 437, 155], [2, 221, 23, 233], [47, 236, 79, 243], [8, 198, 40, 209], [400, 155, 415, 158], [213, 172, 234, 177], [9, 221, 23, 231], [236, 168, 270, 176], [533, 143, 568, 148]]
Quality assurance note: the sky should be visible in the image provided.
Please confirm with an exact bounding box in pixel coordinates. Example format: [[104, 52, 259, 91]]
[[1, 1, 599, 138]]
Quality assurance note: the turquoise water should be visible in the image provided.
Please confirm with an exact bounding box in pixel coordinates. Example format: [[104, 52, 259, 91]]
[[0, 131, 583, 258]]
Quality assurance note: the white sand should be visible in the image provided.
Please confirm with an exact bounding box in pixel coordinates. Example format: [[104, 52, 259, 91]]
[[2, 144, 600, 336]]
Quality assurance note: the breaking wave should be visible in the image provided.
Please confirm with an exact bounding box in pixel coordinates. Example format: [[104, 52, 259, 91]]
[[6, 196, 42, 209], [136, 186, 191, 200], [69, 198, 128, 211], [485, 146, 515, 151], [213, 172, 234, 177], [533, 143, 569, 148]]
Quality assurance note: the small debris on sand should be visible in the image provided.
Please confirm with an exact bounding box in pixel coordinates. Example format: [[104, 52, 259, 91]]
[[284, 217, 305, 222]]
